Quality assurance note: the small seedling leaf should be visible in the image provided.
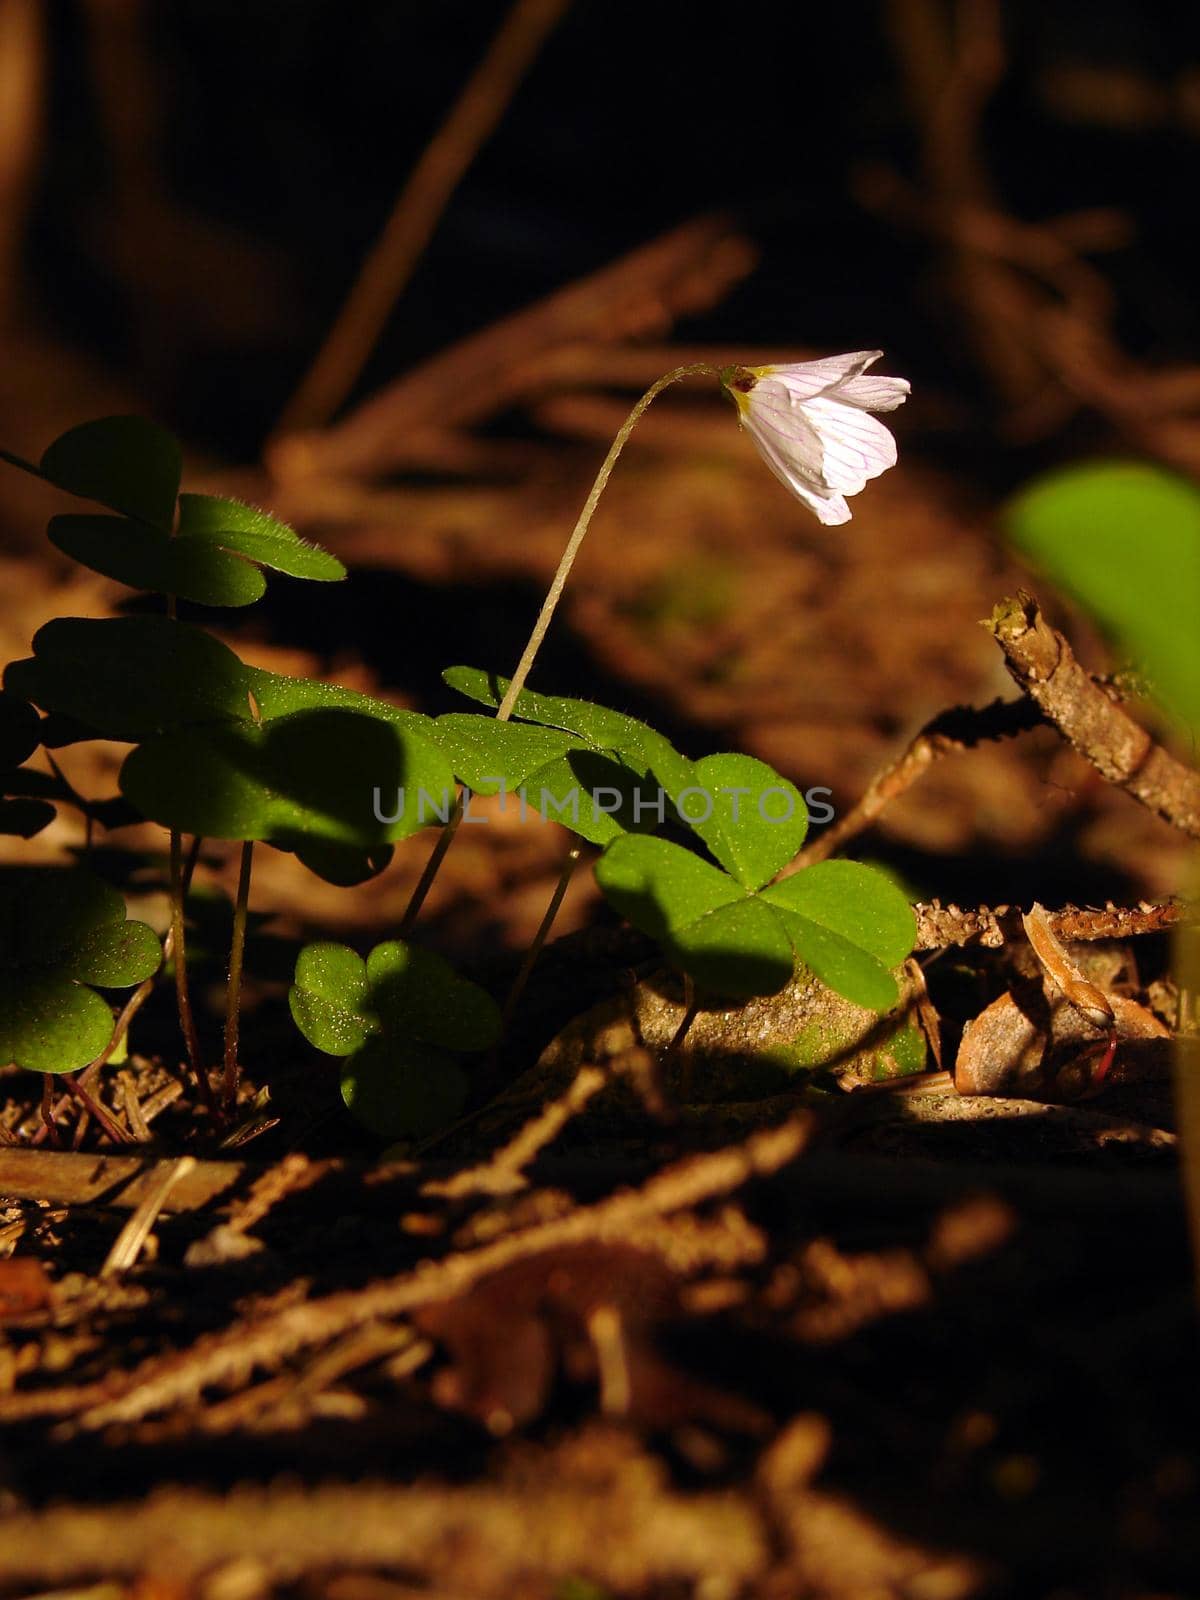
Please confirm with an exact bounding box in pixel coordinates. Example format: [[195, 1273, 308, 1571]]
[[366, 940, 501, 1052], [340, 1037, 468, 1141], [289, 942, 373, 1056], [0, 973, 117, 1075]]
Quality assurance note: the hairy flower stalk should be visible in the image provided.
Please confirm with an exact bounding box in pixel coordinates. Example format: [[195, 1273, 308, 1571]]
[[402, 351, 910, 996]]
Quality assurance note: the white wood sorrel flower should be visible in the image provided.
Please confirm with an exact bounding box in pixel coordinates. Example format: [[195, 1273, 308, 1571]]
[[721, 351, 909, 525]]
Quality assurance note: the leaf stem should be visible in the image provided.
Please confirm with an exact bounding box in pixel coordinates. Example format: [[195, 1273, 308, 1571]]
[[399, 790, 466, 934], [501, 842, 582, 1028], [62, 1073, 134, 1147], [666, 974, 700, 1103], [222, 840, 255, 1116], [170, 830, 215, 1119], [40, 1076, 63, 1147]]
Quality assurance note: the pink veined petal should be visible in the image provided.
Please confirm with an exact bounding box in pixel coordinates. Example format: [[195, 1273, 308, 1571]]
[[799, 396, 898, 496], [830, 372, 911, 412], [739, 398, 852, 522], [767, 351, 883, 403], [742, 380, 827, 481]]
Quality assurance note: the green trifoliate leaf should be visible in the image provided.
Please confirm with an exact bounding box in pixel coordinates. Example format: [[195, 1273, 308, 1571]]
[[177, 494, 346, 581], [7, 617, 456, 869], [40, 417, 183, 529], [288, 942, 373, 1056], [674, 752, 808, 888], [121, 706, 454, 849], [366, 941, 502, 1053], [760, 861, 915, 1011], [5, 616, 248, 741], [289, 937, 498, 1140], [0, 867, 162, 1074], [430, 714, 659, 846], [595, 836, 793, 998], [48, 515, 267, 608], [596, 838, 915, 1007], [340, 1038, 468, 1142], [443, 666, 651, 757]]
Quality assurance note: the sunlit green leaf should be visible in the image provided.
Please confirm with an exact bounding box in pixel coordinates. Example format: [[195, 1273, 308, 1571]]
[[1005, 461, 1200, 728], [177, 494, 346, 581]]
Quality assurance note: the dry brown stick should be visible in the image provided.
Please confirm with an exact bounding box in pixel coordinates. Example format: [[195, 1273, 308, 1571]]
[[8, 1116, 812, 1431], [100, 1156, 197, 1278], [422, 1064, 607, 1199], [790, 697, 1043, 869], [275, 0, 571, 437], [269, 217, 756, 483], [914, 898, 1182, 950], [987, 592, 1200, 837], [0, 1479, 767, 1590]]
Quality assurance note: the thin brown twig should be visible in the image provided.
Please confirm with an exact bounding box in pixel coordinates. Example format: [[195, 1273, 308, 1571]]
[[274, 0, 571, 436], [31, 1114, 814, 1431], [422, 1063, 607, 1199], [268, 217, 755, 484], [914, 898, 1182, 950], [790, 697, 1043, 869], [987, 592, 1200, 838]]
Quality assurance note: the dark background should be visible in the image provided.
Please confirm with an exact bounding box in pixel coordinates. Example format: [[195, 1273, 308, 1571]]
[[16, 0, 1200, 467]]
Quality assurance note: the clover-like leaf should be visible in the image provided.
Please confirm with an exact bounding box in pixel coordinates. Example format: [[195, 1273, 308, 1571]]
[[5, 616, 248, 741], [595, 835, 914, 1008], [288, 942, 373, 1056], [6, 617, 456, 874], [40, 417, 183, 529], [444, 666, 650, 756], [177, 494, 346, 582], [48, 515, 267, 608], [121, 706, 453, 850], [442, 670, 811, 871], [289, 938, 499, 1139], [340, 1038, 468, 1143], [0, 867, 162, 1073], [760, 861, 917, 1012], [429, 714, 658, 845]]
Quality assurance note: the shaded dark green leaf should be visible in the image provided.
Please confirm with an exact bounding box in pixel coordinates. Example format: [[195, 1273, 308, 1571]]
[[40, 417, 182, 529]]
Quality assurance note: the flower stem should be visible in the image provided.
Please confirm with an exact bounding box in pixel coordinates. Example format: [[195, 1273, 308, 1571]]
[[495, 363, 713, 721], [402, 362, 714, 937], [222, 840, 255, 1116]]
